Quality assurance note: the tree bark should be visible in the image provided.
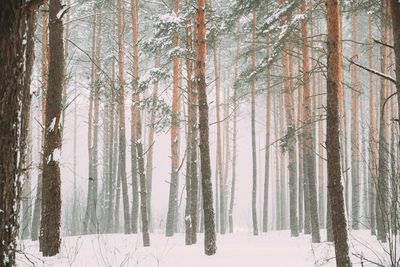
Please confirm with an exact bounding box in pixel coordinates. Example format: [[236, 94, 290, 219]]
[[39, 0, 64, 256], [130, 0, 139, 234], [21, 7, 37, 240], [196, 0, 217, 255], [350, 6, 360, 230], [251, 9, 259, 236], [31, 0, 48, 241], [83, 8, 96, 235], [368, 0, 376, 235], [229, 23, 240, 234], [302, 0, 320, 242], [326, 0, 351, 265], [117, 0, 131, 234], [166, 0, 181, 237], [0, 1, 31, 264], [376, 0, 390, 242]]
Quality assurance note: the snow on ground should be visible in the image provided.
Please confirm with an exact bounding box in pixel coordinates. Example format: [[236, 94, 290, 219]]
[[16, 230, 395, 266]]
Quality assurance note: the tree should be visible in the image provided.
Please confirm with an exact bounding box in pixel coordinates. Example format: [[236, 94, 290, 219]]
[[390, 1, 400, 131], [229, 23, 240, 234], [83, 8, 97, 235], [31, 0, 49, 241], [376, 0, 390, 242], [20, 6, 38, 240], [0, 0, 42, 264], [368, 0, 376, 235], [39, 0, 64, 256], [350, 4, 360, 230], [263, 3, 271, 233], [117, 0, 131, 234], [251, 9, 259, 236], [131, 0, 140, 234], [280, 4, 298, 237], [326, 0, 351, 265], [166, 0, 181, 237], [196, 0, 216, 255], [301, 0, 320, 242]]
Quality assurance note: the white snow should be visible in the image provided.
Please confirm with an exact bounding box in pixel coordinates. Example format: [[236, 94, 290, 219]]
[[16, 230, 392, 266], [48, 118, 56, 132]]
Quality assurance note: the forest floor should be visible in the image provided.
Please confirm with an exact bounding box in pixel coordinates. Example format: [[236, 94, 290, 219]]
[[16, 229, 393, 266]]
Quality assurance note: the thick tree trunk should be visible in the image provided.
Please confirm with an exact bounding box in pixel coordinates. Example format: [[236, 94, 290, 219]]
[[251, 9, 259, 236], [166, 0, 180, 237], [301, 0, 320, 243], [326, 0, 351, 265], [39, 0, 64, 256], [196, 0, 216, 255], [0, 1, 32, 264]]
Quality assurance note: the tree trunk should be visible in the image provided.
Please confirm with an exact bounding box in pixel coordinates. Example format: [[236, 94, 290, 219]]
[[21, 7, 37, 240], [83, 8, 96, 235], [0, 1, 33, 264], [229, 23, 240, 234], [297, 46, 304, 233], [376, 1, 390, 242], [263, 4, 271, 233], [350, 6, 360, 230], [31, 0, 49, 241], [196, 0, 216, 255], [326, 0, 351, 265], [117, 0, 131, 234], [39, 0, 64, 256], [166, 0, 180, 237], [281, 12, 298, 236], [251, 9, 259, 236], [301, 0, 320, 242], [130, 0, 139, 234], [368, 0, 376, 235]]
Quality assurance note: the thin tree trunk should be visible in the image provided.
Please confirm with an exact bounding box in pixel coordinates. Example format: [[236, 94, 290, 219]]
[[368, 0, 376, 235], [251, 9, 259, 236], [281, 16, 298, 236], [117, 0, 131, 234], [302, 0, 320, 242], [229, 23, 240, 234], [130, 0, 139, 234], [166, 0, 181, 237], [297, 46, 304, 233], [350, 6, 360, 230], [83, 8, 96, 235], [376, 1, 390, 242]]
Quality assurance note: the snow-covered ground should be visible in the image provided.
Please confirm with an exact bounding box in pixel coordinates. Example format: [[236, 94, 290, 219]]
[[16, 230, 395, 266]]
